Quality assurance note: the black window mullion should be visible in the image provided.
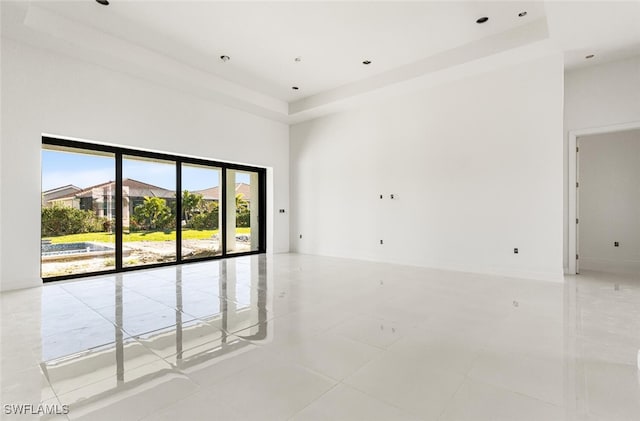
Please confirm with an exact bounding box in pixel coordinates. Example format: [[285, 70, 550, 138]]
[[259, 169, 267, 252], [115, 153, 123, 270], [176, 160, 182, 263], [221, 168, 228, 258]]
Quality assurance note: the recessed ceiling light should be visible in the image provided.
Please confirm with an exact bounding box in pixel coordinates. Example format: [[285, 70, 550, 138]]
[[294, 57, 302, 62], [96, 0, 109, 5], [518, 11, 528, 17], [585, 54, 595, 59], [292, 86, 299, 90], [476, 16, 489, 24], [220, 55, 230, 62], [362, 60, 372, 65]]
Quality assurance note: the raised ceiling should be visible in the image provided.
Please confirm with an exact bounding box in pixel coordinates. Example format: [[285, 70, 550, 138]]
[[2, 1, 639, 123], [31, 0, 547, 101]]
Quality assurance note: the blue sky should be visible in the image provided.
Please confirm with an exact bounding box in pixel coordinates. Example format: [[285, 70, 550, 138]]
[[42, 149, 250, 192]]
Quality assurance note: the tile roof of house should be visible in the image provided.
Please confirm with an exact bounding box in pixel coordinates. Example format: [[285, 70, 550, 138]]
[[42, 184, 82, 195], [73, 179, 176, 199], [42, 185, 84, 204], [193, 186, 220, 200], [235, 183, 251, 200], [73, 180, 115, 196], [122, 178, 175, 199], [193, 183, 251, 201], [45, 180, 252, 202]]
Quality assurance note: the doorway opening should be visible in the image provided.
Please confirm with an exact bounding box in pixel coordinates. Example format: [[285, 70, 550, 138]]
[[570, 125, 640, 275]]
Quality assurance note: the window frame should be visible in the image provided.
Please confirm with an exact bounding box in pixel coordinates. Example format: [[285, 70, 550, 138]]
[[42, 136, 267, 282]]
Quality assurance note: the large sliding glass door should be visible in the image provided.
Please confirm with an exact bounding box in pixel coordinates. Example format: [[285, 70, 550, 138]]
[[181, 163, 222, 260], [122, 156, 177, 268], [41, 137, 266, 281], [41, 145, 116, 278], [226, 169, 261, 254]]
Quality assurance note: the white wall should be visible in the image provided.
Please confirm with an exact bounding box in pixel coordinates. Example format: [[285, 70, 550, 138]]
[[564, 57, 640, 271], [0, 37, 290, 291], [290, 55, 565, 282], [578, 130, 640, 274]]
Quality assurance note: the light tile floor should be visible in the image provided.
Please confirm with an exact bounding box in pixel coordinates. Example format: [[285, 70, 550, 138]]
[[1, 254, 639, 420]]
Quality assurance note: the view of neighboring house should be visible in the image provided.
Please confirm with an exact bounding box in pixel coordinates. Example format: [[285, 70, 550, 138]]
[[193, 182, 251, 201], [42, 179, 174, 228], [43, 179, 251, 229], [42, 184, 82, 208]]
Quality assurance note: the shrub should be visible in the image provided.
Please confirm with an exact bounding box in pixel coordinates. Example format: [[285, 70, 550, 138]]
[[182, 191, 204, 225], [190, 209, 219, 230], [131, 197, 174, 231], [187, 201, 219, 230], [41, 206, 110, 237], [236, 209, 250, 227], [235, 194, 250, 228]]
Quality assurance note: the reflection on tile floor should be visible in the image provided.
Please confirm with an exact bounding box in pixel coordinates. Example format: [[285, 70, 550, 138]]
[[1, 254, 639, 420]]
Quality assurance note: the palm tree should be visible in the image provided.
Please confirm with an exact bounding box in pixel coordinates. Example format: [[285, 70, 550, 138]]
[[235, 194, 250, 227], [235, 193, 248, 212], [133, 197, 172, 230], [182, 190, 204, 225]]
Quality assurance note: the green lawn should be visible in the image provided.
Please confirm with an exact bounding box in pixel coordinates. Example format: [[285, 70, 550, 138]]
[[45, 228, 251, 244]]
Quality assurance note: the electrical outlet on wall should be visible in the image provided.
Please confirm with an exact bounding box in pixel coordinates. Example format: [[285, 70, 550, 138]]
[[614, 241, 619, 247], [514, 248, 519, 254]]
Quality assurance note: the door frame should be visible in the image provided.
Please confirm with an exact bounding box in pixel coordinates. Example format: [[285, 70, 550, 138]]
[[568, 120, 640, 274]]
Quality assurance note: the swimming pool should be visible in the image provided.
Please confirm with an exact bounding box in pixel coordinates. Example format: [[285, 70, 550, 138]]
[[42, 242, 113, 257]]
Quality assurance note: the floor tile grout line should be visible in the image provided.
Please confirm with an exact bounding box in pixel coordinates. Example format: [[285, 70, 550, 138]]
[[435, 367, 470, 421], [462, 373, 567, 409], [47, 357, 186, 406], [338, 377, 429, 421], [285, 381, 342, 421]]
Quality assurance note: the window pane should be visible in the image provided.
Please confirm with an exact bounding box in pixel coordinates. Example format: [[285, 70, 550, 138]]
[[226, 169, 260, 254], [123, 156, 176, 267], [41, 146, 116, 277], [181, 163, 222, 259]]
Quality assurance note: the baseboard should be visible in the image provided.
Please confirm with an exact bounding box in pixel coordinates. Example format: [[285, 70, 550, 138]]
[[579, 257, 640, 275], [292, 250, 564, 283], [0, 277, 42, 292], [409, 262, 565, 283]]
